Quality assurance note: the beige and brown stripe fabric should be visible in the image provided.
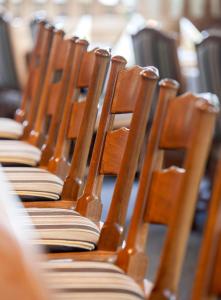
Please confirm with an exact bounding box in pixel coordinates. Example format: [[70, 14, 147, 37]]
[[0, 141, 41, 166], [0, 118, 23, 139], [26, 208, 100, 251], [43, 260, 145, 300], [5, 167, 63, 200]]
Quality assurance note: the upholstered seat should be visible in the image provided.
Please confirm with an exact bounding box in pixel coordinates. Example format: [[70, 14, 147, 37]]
[[43, 260, 145, 300], [0, 118, 23, 139], [26, 208, 100, 251], [0, 141, 41, 165], [5, 167, 63, 199]]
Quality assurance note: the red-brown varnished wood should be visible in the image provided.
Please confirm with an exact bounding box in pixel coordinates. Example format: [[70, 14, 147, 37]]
[[18, 22, 53, 138], [47, 39, 89, 175], [15, 20, 46, 123], [67, 101, 86, 139], [76, 65, 158, 250], [100, 127, 129, 175], [60, 48, 110, 200], [115, 79, 179, 283], [39, 36, 78, 166], [191, 156, 221, 299], [27, 29, 65, 147], [146, 167, 185, 225], [149, 96, 218, 299]]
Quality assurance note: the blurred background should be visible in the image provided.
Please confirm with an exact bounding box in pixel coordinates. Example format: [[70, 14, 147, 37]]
[[0, 1, 220, 299]]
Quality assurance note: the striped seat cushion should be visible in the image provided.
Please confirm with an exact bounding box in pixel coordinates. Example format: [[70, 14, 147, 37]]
[[26, 208, 100, 251], [43, 260, 145, 300], [4, 167, 63, 200], [0, 140, 41, 166], [0, 118, 23, 139]]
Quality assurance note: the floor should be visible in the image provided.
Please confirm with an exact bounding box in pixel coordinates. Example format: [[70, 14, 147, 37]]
[[101, 176, 203, 300]]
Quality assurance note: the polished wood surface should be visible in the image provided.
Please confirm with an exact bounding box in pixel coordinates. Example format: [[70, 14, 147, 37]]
[[39, 36, 78, 166], [76, 65, 158, 248], [27, 29, 65, 147], [60, 48, 110, 201], [116, 91, 218, 299], [192, 156, 221, 299], [132, 27, 185, 93]]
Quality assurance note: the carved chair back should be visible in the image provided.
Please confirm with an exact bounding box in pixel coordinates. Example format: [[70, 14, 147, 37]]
[[74, 58, 159, 250], [116, 91, 219, 298], [16, 21, 53, 134], [26, 29, 73, 147], [44, 42, 110, 189]]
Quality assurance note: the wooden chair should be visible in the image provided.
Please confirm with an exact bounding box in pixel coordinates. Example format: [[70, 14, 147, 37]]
[[132, 26, 185, 93], [42, 77, 178, 261], [23, 61, 159, 253], [0, 20, 52, 140], [5, 42, 110, 203], [196, 34, 221, 142], [41, 91, 218, 300], [191, 153, 221, 300], [0, 28, 71, 167]]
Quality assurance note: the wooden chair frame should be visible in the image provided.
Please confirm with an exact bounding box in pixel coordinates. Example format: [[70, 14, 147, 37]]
[[21, 43, 110, 207], [192, 154, 221, 299], [115, 92, 218, 298], [46, 62, 160, 260]]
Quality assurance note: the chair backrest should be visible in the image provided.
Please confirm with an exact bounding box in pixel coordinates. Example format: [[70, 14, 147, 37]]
[[196, 35, 221, 98], [196, 34, 221, 141], [15, 21, 53, 129], [74, 59, 158, 249], [25, 29, 74, 147], [132, 27, 184, 93], [43, 42, 110, 186], [116, 91, 219, 297], [191, 155, 221, 299]]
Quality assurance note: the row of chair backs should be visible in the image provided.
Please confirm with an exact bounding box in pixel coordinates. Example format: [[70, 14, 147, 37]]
[[0, 83, 218, 300], [132, 27, 185, 93]]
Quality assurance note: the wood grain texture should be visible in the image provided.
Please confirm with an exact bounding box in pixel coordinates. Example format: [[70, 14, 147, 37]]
[[116, 78, 179, 284], [111, 66, 142, 113], [61, 48, 110, 202], [191, 157, 221, 299], [67, 100, 86, 139], [100, 127, 129, 175], [97, 67, 159, 249], [146, 167, 185, 225], [116, 88, 218, 297], [47, 39, 88, 175], [149, 93, 218, 299], [40, 37, 78, 167], [27, 29, 65, 147]]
